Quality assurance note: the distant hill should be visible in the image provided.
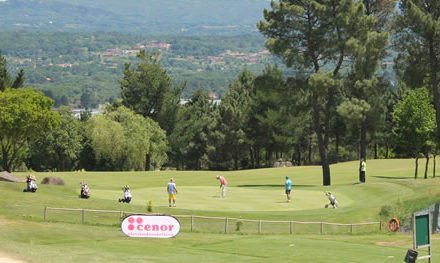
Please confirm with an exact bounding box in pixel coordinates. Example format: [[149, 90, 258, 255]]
[[0, 0, 270, 34]]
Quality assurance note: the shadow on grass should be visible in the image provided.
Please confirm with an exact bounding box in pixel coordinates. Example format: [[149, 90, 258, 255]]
[[237, 184, 315, 188], [372, 176, 412, 180]]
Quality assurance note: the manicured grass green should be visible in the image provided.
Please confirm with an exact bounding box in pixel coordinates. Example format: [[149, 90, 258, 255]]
[[1, 159, 440, 262]]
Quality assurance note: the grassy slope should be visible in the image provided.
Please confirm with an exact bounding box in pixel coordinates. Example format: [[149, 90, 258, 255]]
[[1, 159, 439, 262]]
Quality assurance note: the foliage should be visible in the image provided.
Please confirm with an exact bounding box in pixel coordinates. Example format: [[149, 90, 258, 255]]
[[248, 65, 309, 167], [85, 105, 168, 171], [258, 0, 375, 185], [211, 70, 255, 170], [1, 1, 440, 174], [120, 50, 183, 134], [169, 89, 217, 170], [0, 53, 25, 92], [28, 106, 84, 171], [147, 200, 153, 212], [0, 88, 60, 172], [392, 88, 436, 157], [394, 0, 440, 140], [86, 115, 126, 170], [392, 87, 436, 179], [0, 31, 275, 106]]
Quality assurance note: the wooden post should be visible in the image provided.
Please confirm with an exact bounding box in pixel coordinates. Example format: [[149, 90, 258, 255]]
[[44, 206, 47, 221], [81, 208, 85, 224], [224, 217, 228, 234], [350, 224, 353, 233], [258, 220, 262, 234], [191, 216, 194, 232], [320, 222, 323, 234], [290, 221, 293, 234]]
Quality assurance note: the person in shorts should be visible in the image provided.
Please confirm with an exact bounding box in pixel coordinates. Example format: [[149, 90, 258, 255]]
[[167, 178, 178, 207]]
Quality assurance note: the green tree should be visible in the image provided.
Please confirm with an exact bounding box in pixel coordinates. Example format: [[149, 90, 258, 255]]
[[259, 0, 378, 185], [80, 87, 98, 109], [395, 1, 440, 141], [120, 50, 183, 134], [392, 88, 436, 179], [248, 65, 310, 167], [169, 89, 217, 170], [86, 115, 125, 170], [105, 105, 168, 170], [340, 0, 393, 180], [0, 88, 60, 172], [213, 70, 255, 170], [0, 54, 25, 92], [86, 105, 168, 171], [28, 107, 84, 171]]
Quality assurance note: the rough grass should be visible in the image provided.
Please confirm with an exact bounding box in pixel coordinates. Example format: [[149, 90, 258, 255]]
[[1, 158, 440, 262]]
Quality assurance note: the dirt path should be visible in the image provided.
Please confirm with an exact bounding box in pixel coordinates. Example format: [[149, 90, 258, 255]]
[[0, 252, 25, 263]]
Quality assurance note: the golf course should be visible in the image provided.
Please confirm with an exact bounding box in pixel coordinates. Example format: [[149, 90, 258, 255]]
[[1, 158, 440, 262]]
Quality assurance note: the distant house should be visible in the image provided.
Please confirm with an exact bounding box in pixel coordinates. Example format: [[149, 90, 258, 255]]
[[208, 92, 219, 100], [145, 41, 171, 50], [71, 108, 102, 119], [56, 63, 73, 68]]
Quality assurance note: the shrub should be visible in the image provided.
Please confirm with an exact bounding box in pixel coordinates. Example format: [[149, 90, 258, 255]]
[[147, 200, 153, 212]]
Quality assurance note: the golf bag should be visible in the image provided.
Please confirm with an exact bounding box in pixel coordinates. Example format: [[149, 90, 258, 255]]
[[24, 178, 38, 192], [325, 192, 339, 208], [80, 183, 90, 199], [118, 186, 132, 203]]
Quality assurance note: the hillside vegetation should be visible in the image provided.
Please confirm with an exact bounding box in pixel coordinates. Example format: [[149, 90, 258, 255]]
[[0, 0, 269, 33]]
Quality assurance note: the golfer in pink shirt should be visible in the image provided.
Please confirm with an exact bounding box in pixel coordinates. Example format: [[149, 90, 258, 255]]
[[216, 175, 228, 198]]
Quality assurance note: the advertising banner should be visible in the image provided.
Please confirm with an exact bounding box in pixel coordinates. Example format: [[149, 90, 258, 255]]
[[121, 214, 180, 238]]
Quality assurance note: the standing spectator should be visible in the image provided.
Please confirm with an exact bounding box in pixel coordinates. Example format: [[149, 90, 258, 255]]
[[167, 178, 178, 207], [285, 176, 292, 202], [216, 175, 228, 198], [359, 158, 366, 183]]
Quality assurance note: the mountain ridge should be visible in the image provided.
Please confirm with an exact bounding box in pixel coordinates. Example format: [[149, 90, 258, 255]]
[[0, 0, 270, 34]]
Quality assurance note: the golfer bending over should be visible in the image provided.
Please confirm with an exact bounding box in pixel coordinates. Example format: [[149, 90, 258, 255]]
[[216, 175, 228, 198]]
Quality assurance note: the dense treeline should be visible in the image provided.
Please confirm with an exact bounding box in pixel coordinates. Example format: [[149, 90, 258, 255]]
[[0, 1, 439, 186]]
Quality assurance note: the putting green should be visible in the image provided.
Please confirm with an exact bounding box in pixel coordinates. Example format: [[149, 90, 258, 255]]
[[92, 186, 353, 211]]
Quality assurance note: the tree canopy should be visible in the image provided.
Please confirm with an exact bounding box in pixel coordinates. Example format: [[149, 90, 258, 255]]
[[0, 88, 60, 172]]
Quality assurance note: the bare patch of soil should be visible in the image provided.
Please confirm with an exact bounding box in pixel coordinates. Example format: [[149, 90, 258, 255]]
[[0, 252, 25, 263]]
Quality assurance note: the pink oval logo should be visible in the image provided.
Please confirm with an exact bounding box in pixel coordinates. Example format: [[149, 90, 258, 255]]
[[121, 215, 180, 238]]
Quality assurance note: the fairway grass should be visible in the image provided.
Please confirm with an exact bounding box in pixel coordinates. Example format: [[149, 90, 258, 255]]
[[93, 186, 354, 211], [1, 216, 437, 263], [1, 159, 440, 262]]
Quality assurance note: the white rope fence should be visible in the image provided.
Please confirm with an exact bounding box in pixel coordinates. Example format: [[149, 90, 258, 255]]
[[43, 206, 382, 234]]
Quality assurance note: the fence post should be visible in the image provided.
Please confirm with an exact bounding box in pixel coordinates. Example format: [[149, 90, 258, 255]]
[[81, 208, 85, 224], [350, 224, 353, 234], [224, 217, 228, 234], [290, 221, 293, 234], [320, 222, 323, 234], [119, 211, 123, 222], [379, 221, 382, 231], [191, 216, 194, 232], [44, 206, 48, 221], [258, 220, 262, 234]]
